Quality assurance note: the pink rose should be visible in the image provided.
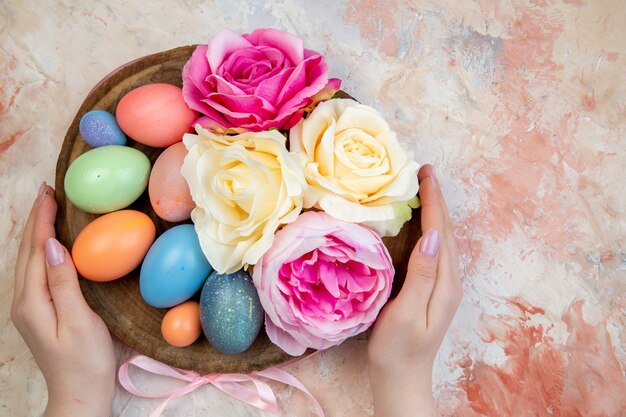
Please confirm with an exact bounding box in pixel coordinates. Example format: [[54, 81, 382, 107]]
[[182, 28, 341, 133], [252, 211, 394, 356]]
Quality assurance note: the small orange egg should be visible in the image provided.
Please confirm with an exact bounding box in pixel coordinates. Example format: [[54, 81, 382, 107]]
[[72, 210, 155, 282], [161, 301, 202, 347]]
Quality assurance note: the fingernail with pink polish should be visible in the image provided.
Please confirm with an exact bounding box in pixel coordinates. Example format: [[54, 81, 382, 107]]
[[37, 181, 46, 198], [45, 238, 65, 266], [430, 167, 437, 187], [420, 229, 440, 257]]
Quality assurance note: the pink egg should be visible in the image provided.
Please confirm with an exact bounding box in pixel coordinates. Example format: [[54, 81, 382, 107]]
[[149, 142, 195, 222], [115, 83, 197, 147]]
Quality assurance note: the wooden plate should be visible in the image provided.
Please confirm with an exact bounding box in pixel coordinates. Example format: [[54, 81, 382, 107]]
[[54, 46, 421, 374]]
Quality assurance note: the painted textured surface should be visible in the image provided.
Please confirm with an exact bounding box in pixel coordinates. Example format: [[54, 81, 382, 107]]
[[1, 0, 624, 416]]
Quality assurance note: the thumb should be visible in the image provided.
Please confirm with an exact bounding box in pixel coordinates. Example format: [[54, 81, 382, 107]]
[[45, 237, 91, 322], [396, 229, 440, 327]]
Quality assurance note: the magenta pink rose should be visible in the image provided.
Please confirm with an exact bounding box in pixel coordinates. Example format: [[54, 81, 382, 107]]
[[252, 211, 394, 356], [182, 28, 341, 133]]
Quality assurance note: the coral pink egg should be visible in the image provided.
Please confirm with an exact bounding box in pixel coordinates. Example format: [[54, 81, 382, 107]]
[[149, 142, 195, 222], [115, 83, 197, 147], [161, 301, 202, 347], [72, 210, 156, 282]]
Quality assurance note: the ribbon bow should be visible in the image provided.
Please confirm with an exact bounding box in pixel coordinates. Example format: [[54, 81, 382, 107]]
[[119, 355, 325, 417]]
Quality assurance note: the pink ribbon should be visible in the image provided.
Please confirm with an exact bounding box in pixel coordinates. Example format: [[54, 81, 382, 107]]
[[118, 355, 325, 417]]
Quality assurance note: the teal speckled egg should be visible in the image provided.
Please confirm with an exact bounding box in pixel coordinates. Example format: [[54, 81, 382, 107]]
[[200, 270, 263, 355], [64, 146, 150, 213]]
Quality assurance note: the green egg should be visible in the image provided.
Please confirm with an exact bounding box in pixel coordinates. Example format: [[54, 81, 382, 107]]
[[64, 145, 151, 213]]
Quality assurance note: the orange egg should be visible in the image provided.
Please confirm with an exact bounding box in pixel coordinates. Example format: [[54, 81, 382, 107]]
[[72, 210, 156, 282], [115, 83, 197, 148], [161, 301, 202, 347]]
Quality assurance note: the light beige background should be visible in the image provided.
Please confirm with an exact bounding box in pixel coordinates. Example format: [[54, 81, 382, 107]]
[[1, 0, 624, 416]]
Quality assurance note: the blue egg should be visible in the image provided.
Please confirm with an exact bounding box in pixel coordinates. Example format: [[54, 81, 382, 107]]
[[140, 225, 213, 308], [200, 270, 263, 355], [79, 110, 127, 147]]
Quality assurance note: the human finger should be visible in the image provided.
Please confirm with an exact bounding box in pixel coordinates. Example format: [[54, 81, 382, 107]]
[[394, 164, 445, 324], [14, 182, 47, 300], [417, 165, 446, 237], [45, 238, 93, 325], [22, 187, 58, 299], [397, 229, 440, 327], [432, 170, 461, 281], [425, 184, 462, 331], [426, 247, 461, 333]]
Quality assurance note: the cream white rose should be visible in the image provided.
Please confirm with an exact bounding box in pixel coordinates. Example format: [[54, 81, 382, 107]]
[[289, 99, 419, 236], [182, 126, 306, 274]]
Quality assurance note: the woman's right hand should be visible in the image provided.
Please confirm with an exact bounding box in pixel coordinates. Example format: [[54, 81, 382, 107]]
[[368, 164, 462, 417]]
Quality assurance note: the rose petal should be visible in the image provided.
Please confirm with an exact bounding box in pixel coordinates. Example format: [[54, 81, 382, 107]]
[[265, 316, 308, 356], [361, 197, 419, 237], [193, 116, 230, 133], [255, 68, 294, 105], [208, 74, 247, 96], [203, 93, 274, 127], [282, 107, 307, 130], [182, 44, 211, 96], [335, 102, 390, 136], [244, 28, 305, 65], [308, 78, 342, 104], [277, 56, 329, 118], [206, 28, 254, 74]]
